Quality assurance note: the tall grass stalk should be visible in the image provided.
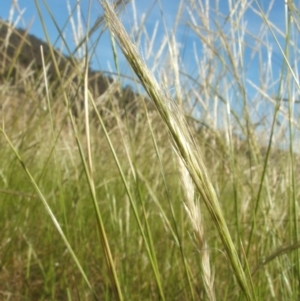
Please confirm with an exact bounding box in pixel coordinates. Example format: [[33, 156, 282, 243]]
[[100, 1, 255, 300], [179, 158, 215, 301], [0, 129, 95, 298], [253, 1, 300, 296], [83, 67, 124, 301], [34, 1, 125, 300], [2, 0, 300, 299], [145, 110, 196, 301], [88, 84, 166, 301]]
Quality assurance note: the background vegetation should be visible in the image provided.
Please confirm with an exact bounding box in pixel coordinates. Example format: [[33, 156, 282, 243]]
[[1, 0, 300, 300]]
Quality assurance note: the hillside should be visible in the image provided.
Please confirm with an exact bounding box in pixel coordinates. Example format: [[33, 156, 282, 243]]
[[0, 19, 144, 121]]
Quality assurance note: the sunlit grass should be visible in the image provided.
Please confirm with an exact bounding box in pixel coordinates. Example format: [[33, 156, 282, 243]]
[[1, 0, 300, 300]]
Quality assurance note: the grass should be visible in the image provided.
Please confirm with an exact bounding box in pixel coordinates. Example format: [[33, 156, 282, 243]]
[[1, 0, 300, 300]]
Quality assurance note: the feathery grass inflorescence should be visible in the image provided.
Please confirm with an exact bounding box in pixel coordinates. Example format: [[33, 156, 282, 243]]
[[179, 158, 215, 301], [2, 0, 300, 300], [100, 1, 255, 300]]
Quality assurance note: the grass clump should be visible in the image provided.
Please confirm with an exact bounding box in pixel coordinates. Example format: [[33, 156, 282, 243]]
[[1, 0, 300, 300]]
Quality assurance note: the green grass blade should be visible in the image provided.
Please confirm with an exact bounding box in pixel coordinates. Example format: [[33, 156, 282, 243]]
[[0, 128, 96, 300], [100, 1, 256, 300]]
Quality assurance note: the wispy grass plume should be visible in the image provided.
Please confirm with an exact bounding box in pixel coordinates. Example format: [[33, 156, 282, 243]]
[[100, 1, 255, 300], [179, 158, 215, 301]]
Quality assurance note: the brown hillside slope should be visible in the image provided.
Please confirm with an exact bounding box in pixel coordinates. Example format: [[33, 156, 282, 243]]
[[0, 20, 145, 122]]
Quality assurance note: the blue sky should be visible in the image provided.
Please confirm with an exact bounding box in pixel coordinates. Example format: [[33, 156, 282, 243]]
[[0, 0, 288, 73], [1, 0, 298, 131]]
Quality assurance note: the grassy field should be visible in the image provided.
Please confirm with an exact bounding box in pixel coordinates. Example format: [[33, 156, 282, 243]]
[[1, 0, 300, 300]]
